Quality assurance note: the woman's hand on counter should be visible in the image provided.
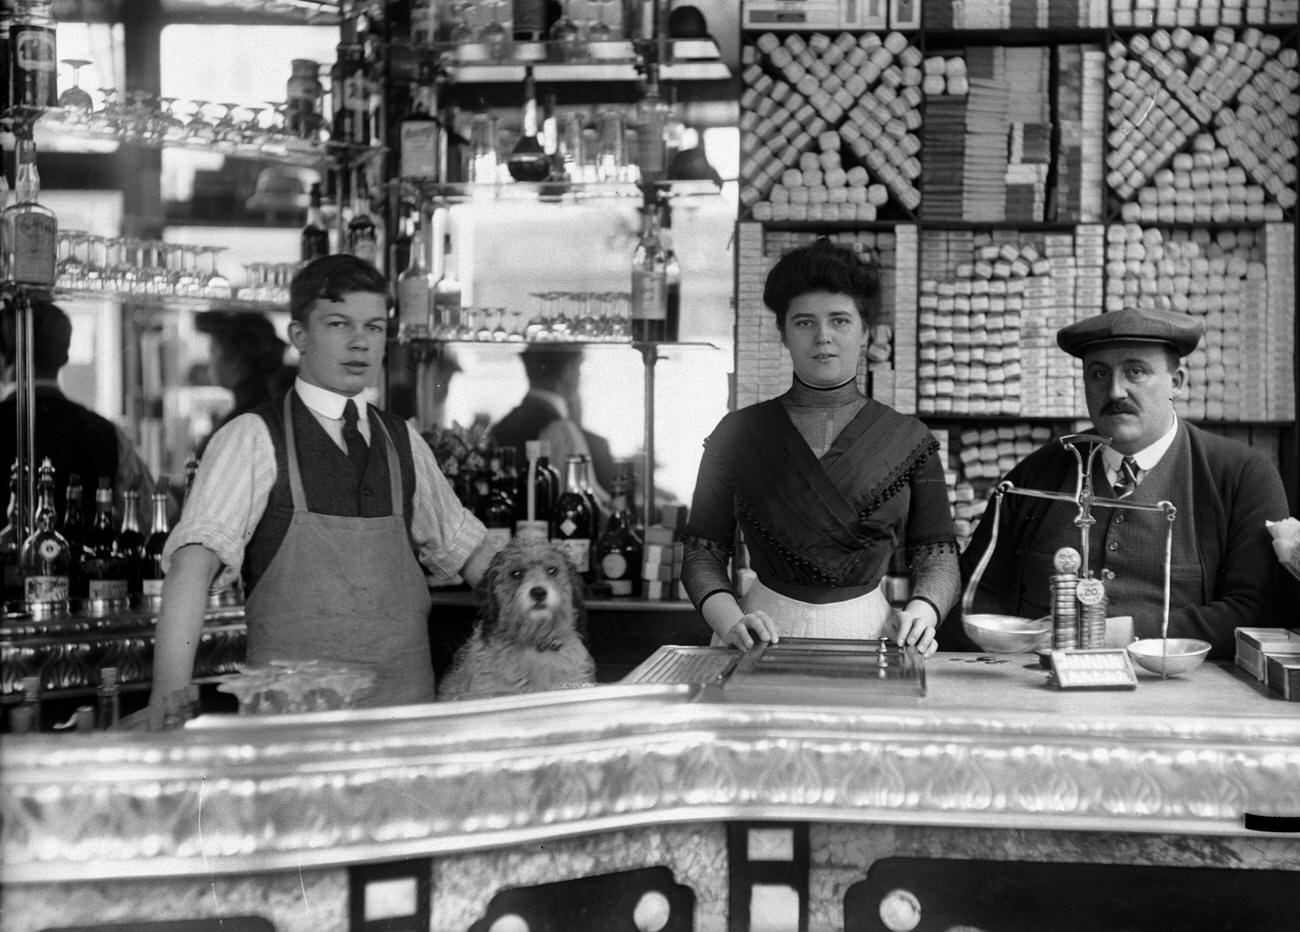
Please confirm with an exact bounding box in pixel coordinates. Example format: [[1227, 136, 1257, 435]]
[[719, 611, 780, 651], [892, 601, 939, 658]]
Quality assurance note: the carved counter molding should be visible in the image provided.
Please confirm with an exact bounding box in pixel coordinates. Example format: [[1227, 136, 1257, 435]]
[[4, 660, 1299, 884]]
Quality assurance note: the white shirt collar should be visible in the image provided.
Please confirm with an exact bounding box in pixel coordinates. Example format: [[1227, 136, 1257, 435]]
[[1101, 415, 1179, 476], [295, 377, 368, 426], [527, 388, 570, 420]]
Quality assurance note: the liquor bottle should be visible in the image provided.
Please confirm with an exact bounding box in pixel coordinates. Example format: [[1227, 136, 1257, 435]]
[[82, 476, 127, 605], [18, 458, 70, 612], [552, 454, 596, 580], [114, 487, 146, 599], [62, 472, 87, 600], [432, 228, 462, 338], [0, 11, 10, 115], [8, 675, 41, 733], [515, 439, 551, 539], [630, 201, 668, 342], [537, 439, 561, 532], [345, 170, 380, 266], [597, 466, 643, 596], [660, 202, 681, 343], [300, 181, 330, 262], [399, 61, 440, 180], [635, 68, 668, 182], [96, 666, 121, 731], [141, 475, 171, 604], [507, 68, 550, 183], [2, 135, 57, 287], [285, 58, 324, 139], [482, 449, 515, 553], [0, 461, 20, 601], [10, 0, 57, 111], [330, 20, 370, 146], [397, 220, 432, 341]]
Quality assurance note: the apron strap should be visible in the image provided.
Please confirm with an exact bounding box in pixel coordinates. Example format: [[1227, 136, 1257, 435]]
[[284, 391, 307, 513], [283, 391, 405, 518], [367, 409, 404, 517]]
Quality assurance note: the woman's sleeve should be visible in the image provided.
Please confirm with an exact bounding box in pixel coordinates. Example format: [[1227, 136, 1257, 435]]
[[904, 449, 961, 620], [681, 433, 737, 611]]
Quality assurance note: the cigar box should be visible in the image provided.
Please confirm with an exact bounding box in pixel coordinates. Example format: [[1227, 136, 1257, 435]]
[[1234, 627, 1300, 681], [1264, 654, 1300, 701]]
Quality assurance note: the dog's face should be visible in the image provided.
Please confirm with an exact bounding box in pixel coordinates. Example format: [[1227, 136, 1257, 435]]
[[477, 539, 586, 648]]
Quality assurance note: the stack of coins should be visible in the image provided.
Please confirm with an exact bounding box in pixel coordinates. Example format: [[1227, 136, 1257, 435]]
[[1051, 547, 1083, 650], [1075, 578, 1109, 649]]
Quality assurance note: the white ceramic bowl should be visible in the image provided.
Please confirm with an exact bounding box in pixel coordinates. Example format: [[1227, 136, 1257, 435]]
[[963, 613, 1053, 653], [1126, 638, 1211, 676]]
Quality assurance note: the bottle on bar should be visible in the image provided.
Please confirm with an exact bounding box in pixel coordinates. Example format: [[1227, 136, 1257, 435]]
[[552, 454, 596, 581], [660, 201, 681, 343], [300, 181, 330, 263], [397, 220, 432, 341], [515, 439, 552, 540], [2, 135, 57, 287], [481, 448, 515, 553], [432, 226, 461, 338], [630, 201, 668, 342], [141, 475, 171, 605], [635, 67, 668, 183], [399, 60, 440, 180], [506, 67, 550, 183], [114, 487, 145, 599], [96, 666, 120, 731], [18, 458, 69, 613], [62, 472, 86, 600], [0, 10, 11, 116], [82, 476, 127, 607], [10, 0, 57, 111], [330, 18, 369, 146], [8, 675, 41, 733], [0, 461, 20, 602], [597, 465, 643, 596], [346, 170, 381, 267]]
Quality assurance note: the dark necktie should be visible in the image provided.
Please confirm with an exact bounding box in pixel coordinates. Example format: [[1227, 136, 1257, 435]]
[[1114, 456, 1139, 499], [342, 399, 368, 473]]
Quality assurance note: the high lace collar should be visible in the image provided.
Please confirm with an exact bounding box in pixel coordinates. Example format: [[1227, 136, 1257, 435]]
[[784, 374, 864, 408]]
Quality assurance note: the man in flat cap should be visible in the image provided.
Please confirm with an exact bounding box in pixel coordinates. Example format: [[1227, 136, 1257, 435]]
[[949, 307, 1292, 658]]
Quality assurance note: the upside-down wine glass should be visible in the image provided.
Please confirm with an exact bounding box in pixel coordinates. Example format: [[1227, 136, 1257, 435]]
[[58, 59, 95, 121]]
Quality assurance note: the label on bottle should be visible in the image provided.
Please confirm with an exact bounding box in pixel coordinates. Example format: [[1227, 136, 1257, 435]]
[[10, 211, 57, 287], [400, 121, 440, 179], [12, 24, 56, 109], [397, 275, 431, 332], [88, 578, 128, 601], [631, 269, 667, 321], [601, 551, 632, 581], [24, 574, 68, 604], [142, 578, 164, 598], [555, 537, 590, 573], [514, 520, 548, 542]]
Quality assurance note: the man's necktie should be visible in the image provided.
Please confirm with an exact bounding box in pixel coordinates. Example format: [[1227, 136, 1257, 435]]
[[342, 399, 368, 473], [1114, 456, 1139, 499]]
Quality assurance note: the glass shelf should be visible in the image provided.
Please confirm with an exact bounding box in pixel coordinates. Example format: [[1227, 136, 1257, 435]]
[[54, 288, 285, 315], [436, 38, 730, 83], [403, 178, 722, 203]]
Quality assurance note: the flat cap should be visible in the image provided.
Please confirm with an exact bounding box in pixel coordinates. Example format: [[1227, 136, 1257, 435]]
[[1057, 308, 1203, 358]]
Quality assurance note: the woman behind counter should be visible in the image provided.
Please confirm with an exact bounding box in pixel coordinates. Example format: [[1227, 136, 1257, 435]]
[[682, 239, 960, 656]]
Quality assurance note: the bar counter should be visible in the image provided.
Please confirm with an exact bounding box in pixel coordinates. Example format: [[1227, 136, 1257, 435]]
[[3, 650, 1298, 930]]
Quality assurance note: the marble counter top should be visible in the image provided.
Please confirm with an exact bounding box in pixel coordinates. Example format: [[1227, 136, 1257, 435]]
[[3, 653, 1297, 884]]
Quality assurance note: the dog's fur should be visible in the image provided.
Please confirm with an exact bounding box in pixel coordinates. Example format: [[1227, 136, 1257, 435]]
[[438, 539, 596, 699]]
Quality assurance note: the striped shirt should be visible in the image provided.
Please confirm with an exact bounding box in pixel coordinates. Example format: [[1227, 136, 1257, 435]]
[[163, 378, 485, 590]]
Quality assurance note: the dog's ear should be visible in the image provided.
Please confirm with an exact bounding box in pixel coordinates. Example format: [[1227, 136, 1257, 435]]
[[475, 550, 503, 637]]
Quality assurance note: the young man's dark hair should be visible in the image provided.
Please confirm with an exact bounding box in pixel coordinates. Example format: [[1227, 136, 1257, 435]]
[[288, 254, 390, 324]]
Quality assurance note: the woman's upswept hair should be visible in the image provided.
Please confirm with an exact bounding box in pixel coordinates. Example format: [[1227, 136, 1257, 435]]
[[762, 238, 881, 330]]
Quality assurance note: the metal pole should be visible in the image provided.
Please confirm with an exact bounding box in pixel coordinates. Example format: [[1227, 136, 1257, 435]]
[[639, 341, 658, 531]]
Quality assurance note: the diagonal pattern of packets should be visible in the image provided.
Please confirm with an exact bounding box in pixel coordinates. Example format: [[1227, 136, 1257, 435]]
[[739, 31, 927, 222], [1105, 26, 1298, 216]]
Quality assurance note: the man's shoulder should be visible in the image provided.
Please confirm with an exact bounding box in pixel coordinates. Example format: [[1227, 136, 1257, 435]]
[[1183, 421, 1277, 470]]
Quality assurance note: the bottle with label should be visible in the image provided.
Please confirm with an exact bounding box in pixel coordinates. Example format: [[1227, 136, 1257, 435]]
[[2, 135, 57, 287], [300, 181, 330, 262], [114, 487, 146, 599], [82, 476, 126, 606], [630, 201, 668, 342], [635, 67, 668, 182], [62, 472, 86, 600], [660, 202, 681, 342], [400, 61, 440, 180], [515, 439, 552, 539], [345, 170, 380, 266], [330, 22, 370, 146], [397, 221, 432, 341], [506, 67, 550, 183], [481, 448, 515, 553], [552, 454, 596, 580], [0, 461, 20, 601], [18, 457, 69, 613], [285, 58, 323, 139], [597, 467, 643, 596], [432, 228, 462, 338], [142, 475, 171, 605], [10, 0, 56, 111], [96, 666, 121, 731]]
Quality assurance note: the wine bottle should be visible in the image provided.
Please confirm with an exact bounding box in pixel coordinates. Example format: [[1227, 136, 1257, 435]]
[[96, 666, 121, 731], [10, 0, 56, 111], [660, 202, 681, 342], [0, 461, 20, 601], [515, 439, 551, 540], [62, 472, 86, 600], [141, 476, 171, 605], [114, 487, 146, 599], [18, 458, 70, 612], [597, 467, 643, 596], [397, 220, 432, 341], [507, 67, 550, 183], [82, 476, 126, 606], [346, 170, 381, 267], [300, 181, 330, 262], [2, 135, 57, 287], [482, 448, 515, 553], [399, 61, 440, 180], [552, 454, 596, 580], [432, 227, 462, 338], [630, 202, 668, 342]]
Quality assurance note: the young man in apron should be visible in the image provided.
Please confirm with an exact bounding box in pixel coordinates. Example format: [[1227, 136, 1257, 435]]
[[149, 256, 493, 724]]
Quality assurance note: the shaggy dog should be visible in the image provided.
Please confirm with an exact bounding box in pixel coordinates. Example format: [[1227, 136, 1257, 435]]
[[438, 539, 596, 699]]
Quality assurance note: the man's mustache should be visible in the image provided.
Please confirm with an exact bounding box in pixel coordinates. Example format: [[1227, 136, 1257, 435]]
[[1101, 401, 1139, 416]]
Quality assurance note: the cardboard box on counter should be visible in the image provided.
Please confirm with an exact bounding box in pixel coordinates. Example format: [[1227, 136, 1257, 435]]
[[1234, 627, 1300, 682], [1265, 654, 1300, 701]]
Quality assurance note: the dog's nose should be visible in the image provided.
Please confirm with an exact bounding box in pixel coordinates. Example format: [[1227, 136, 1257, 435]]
[[529, 585, 547, 603]]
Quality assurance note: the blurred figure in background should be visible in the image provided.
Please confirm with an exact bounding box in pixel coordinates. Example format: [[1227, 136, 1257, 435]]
[[0, 297, 154, 522], [194, 311, 295, 458]]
